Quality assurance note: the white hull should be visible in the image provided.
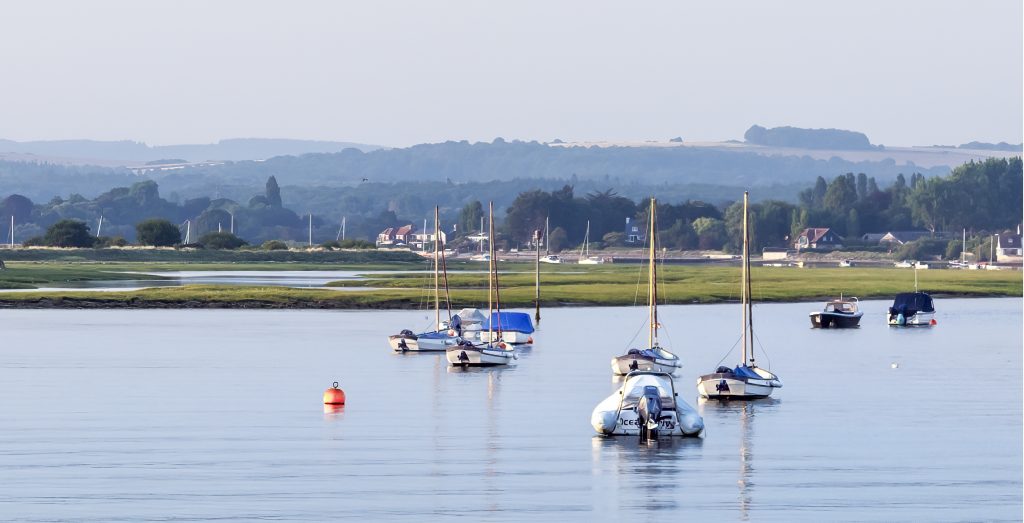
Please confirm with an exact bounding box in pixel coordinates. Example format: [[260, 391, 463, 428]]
[[591, 372, 703, 437], [888, 311, 935, 326], [473, 330, 532, 344], [388, 335, 419, 352], [388, 332, 461, 352], [446, 344, 518, 366], [697, 367, 782, 400], [578, 258, 604, 265], [611, 357, 680, 375]]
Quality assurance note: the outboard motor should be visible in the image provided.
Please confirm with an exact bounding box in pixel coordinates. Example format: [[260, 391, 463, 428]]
[[636, 385, 664, 442]]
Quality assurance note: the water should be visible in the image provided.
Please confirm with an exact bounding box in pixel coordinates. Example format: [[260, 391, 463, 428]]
[[1, 298, 1020, 521]]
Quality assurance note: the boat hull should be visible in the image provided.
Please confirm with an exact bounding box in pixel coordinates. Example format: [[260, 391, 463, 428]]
[[697, 367, 782, 400], [474, 330, 533, 345], [887, 311, 935, 327], [387, 334, 419, 352], [591, 372, 703, 437], [445, 345, 518, 366], [809, 312, 862, 328]]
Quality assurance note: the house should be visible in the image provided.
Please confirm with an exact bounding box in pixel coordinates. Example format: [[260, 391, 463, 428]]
[[997, 233, 1022, 260], [795, 228, 843, 250], [624, 217, 644, 244], [376, 224, 416, 248], [860, 233, 886, 244]]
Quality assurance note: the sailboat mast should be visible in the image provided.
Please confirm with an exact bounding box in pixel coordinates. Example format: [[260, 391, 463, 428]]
[[742, 192, 753, 365], [648, 198, 658, 348], [534, 228, 541, 323], [962, 228, 966, 264], [308, 213, 313, 247], [487, 202, 494, 345], [9, 215, 14, 248], [434, 206, 441, 331], [440, 228, 453, 322], [491, 201, 502, 343], [583, 220, 590, 259], [545, 216, 550, 255]]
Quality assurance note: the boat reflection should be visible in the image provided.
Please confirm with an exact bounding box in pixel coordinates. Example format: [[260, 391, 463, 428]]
[[700, 397, 781, 521], [590, 435, 703, 512]]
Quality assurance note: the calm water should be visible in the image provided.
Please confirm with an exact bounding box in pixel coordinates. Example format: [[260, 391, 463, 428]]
[[1, 298, 1020, 521]]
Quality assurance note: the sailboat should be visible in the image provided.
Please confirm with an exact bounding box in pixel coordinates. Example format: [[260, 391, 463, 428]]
[[445, 202, 518, 367], [578, 220, 604, 264], [697, 192, 782, 400], [388, 207, 462, 352], [610, 199, 682, 376]]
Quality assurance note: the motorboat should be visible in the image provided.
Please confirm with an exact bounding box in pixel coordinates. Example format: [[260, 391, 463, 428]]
[[469, 253, 490, 262], [591, 371, 704, 440], [809, 297, 863, 328], [888, 292, 935, 327], [894, 260, 914, 268], [578, 220, 605, 264], [446, 202, 518, 367], [697, 192, 782, 400], [838, 260, 854, 267], [540, 254, 562, 264], [388, 207, 460, 352], [610, 198, 682, 376]]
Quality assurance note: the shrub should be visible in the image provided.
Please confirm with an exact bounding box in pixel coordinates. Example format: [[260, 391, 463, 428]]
[[198, 232, 247, 250], [261, 240, 288, 251], [136, 219, 182, 246], [42, 219, 95, 248]]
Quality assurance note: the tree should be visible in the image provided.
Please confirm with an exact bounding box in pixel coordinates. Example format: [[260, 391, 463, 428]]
[[823, 175, 858, 214], [458, 201, 484, 236], [136, 218, 182, 246], [266, 176, 282, 208], [198, 232, 247, 250], [856, 173, 868, 201], [547, 226, 568, 253], [845, 208, 861, 239], [261, 240, 288, 250], [0, 194, 33, 222], [692, 217, 728, 250], [43, 219, 95, 247]]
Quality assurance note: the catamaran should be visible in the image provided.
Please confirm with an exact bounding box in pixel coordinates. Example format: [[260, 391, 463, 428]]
[[446, 202, 518, 367], [578, 220, 604, 264], [387, 207, 461, 352], [610, 199, 682, 376], [697, 192, 783, 400]]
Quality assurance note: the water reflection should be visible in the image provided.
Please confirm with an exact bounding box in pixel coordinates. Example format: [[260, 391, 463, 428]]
[[590, 435, 704, 512], [700, 398, 781, 520]]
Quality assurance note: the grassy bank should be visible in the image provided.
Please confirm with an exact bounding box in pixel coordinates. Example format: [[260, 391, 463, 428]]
[[0, 247, 422, 264], [0, 264, 1018, 308]]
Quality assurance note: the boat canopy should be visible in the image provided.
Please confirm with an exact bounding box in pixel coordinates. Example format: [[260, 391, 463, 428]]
[[482, 312, 535, 334], [454, 308, 486, 325], [891, 292, 935, 314]]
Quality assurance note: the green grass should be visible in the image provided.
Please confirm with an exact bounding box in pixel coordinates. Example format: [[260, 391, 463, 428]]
[[0, 263, 1017, 308]]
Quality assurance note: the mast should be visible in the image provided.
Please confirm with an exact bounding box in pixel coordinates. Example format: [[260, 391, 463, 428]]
[[308, 213, 313, 247], [961, 228, 966, 264], [545, 216, 550, 254], [96, 215, 103, 237], [534, 228, 541, 323], [9, 215, 13, 248], [230, 212, 234, 234], [487, 202, 495, 346], [648, 198, 658, 349], [434, 206, 441, 331], [582, 220, 590, 259], [742, 192, 754, 366], [491, 201, 502, 345], [342, 216, 346, 241], [185, 220, 191, 244], [440, 226, 453, 322]]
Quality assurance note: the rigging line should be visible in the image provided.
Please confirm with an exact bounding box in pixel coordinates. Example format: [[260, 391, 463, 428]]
[[632, 211, 649, 306], [624, 318, 648, 351], [715, 334, 745, 368], [751, 330, 773, 371]]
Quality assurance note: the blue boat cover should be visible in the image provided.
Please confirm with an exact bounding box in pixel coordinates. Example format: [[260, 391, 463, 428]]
[[890, 292, 935, 314], [417, 330, 452, 339], [482, 312, 536, 334], [732, 365, 762, 379], [627, 348, 659, 359]]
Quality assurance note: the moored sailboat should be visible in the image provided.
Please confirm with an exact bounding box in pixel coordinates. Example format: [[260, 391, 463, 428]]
[[578, 220, 604, 264], [387, 207, 461, 352], [611, 199, 682, 376], [697, 192, 782, 400], [446, 202, 518, 367]]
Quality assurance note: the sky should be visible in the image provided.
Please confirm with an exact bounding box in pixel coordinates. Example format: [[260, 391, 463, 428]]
[[0, 0, 1020, 147]]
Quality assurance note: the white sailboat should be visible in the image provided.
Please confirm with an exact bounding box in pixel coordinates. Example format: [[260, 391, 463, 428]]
[[388, 207, 461, 352], [697, 192, 782, 400], [446, 202, 518, 367], [578, 220, 604, 264], [610, 199, 682, 376]]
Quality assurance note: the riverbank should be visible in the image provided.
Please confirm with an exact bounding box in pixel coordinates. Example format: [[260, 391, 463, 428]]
[[0, 265, 1018, 309]]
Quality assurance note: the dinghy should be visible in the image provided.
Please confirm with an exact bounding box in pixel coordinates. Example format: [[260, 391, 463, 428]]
[[387, 207, 460, 352], [611, 198, 682, 376], [591, 371, 704, 439], [446, 202, 518, 367], [697, 192, 782, 400]]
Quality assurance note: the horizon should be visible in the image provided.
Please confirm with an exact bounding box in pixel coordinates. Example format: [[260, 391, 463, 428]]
[[0, 1, 1020, 147]]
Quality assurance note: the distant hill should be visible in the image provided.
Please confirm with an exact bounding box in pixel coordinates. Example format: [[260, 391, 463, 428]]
[[744, 125, 875, 150], [0, 138, 382, 164], [957, 141, 1023, 152]]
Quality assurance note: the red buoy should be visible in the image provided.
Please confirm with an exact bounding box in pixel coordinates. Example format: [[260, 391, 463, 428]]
[[527, 336, 534, 344], [323, 381, 346, 405], [930, 319, 938, 326]]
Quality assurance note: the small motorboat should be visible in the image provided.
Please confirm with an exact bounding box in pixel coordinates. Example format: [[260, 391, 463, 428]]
[[888, 291, 936, 327], [540, 254, 562, 264], [697, 364, 783, 400], [838, 260, 854, 267], [809, 297, 863, 328], [894, 260, 914, 268], [591, 371, 704, 440], [388, 329, 461, 352], [611, 346, 681, 375]]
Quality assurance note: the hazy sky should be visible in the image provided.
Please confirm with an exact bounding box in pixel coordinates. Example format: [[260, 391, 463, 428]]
[[0, 0, 1020, 147]]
